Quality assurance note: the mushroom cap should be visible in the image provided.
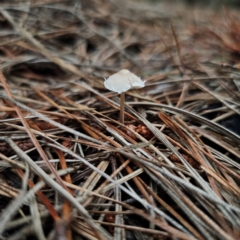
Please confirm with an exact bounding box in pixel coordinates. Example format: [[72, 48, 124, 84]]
[[104, 69, 145, 94]]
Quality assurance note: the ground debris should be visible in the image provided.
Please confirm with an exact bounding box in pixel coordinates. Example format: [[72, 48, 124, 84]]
[[0, 1, 240, 240]]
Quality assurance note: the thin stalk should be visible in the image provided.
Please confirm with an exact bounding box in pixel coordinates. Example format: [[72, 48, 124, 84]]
[[120, 92, 125, 124]]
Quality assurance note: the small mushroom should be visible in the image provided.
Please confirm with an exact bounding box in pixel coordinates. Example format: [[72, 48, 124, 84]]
[[104, 69, 145, 124]]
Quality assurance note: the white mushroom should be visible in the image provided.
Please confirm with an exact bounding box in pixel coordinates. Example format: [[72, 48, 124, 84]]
[[104, 69, 145, 124]]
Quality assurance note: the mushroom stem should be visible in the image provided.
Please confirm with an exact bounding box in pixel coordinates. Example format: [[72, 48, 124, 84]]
[[119, 92, 125, 124]]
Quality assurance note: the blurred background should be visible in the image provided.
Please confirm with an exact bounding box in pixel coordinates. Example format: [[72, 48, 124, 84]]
[[139, 0, 240, 8]]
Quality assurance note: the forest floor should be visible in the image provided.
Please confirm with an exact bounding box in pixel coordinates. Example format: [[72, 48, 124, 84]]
[[0, 0, 240, 239]]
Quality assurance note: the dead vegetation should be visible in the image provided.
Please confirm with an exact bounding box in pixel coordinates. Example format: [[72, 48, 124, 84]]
[[0, 0, 240, 239]]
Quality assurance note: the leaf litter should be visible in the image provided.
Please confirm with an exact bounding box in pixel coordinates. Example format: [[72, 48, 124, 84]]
[[0, 0, 240, 239]]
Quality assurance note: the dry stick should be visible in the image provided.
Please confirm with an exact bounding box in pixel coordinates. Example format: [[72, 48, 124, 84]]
[[0, 72, 69, 192], [87, 220, 169, 237], [55, 149, 73, 240], [0, 94, 104, 146], [193, 137, 240, 182], [88, 121, 165, 216], [194, 82, 240, 115], [4, 168, 80, 232], [171, 109, 238, 203], [178, 187, 235, 240], [46, 139, 191, 234], [164, 132, 240, 184], [49, 132, 239, 235], [201, 166, 240, 196], [120, 92, 125, 124], [65, 183, 195, 240], [54, 97, 240, 216], [101, 121, 159, 189], [116, 153, 153, 204], [0, 93, 190, 234], [71, 221, 101, 240], [16, 169, 60, 222], [162, 114, 234, 231], [105, 121, 157, 162], [130, 107, 210, 193], [174, 110, 239, 224], [127, 101, 240, 144], [110, 136, 240, 214], [116, 154, 169, 236], [2, 122, 109, 153], [111, 156, 124, 240], [88, 210, 134, 215], [140, 180, 204, 240], [5, 134, 234, 239], [46, 90, 155, 202], [0, 183, 19, 199], [78, 160, 110, 198], [2, 88, 238, 232], [78, 82, 189, 175], [29, 194, 46, 240], [198, 129, 240, 159], [147, 167, 225, 240], [2, 138, 112, 240], [0, 153, 26, 170], [82, 159, 131, 208], [6, 114, 240, 216]]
